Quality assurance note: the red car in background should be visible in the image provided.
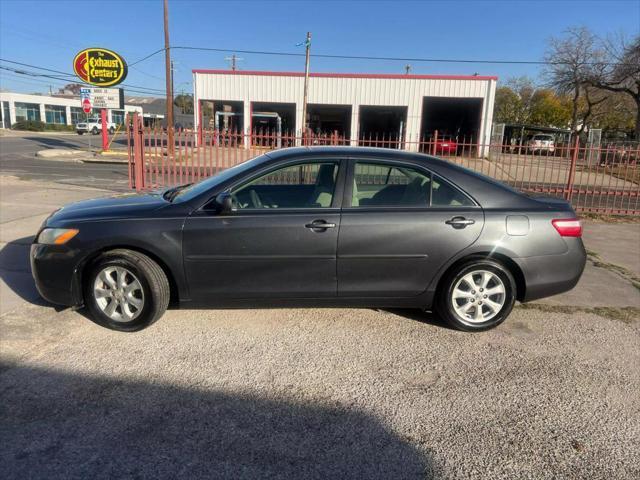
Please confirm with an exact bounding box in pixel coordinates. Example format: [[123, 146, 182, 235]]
[[434, 136, 458, 154]]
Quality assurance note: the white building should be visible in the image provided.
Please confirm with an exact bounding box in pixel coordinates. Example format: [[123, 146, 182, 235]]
[[192, 69, 497, 151], [0, 91, 142, 129]]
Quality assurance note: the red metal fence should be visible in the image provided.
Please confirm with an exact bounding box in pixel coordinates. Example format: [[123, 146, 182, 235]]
[[127, 114, 640, 215]]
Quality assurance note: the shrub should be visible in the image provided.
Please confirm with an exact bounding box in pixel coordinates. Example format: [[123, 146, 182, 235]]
[[12, 120, 45, 131], [44, 124, 75, 132]]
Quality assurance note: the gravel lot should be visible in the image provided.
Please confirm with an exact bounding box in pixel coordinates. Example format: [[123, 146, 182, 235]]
[[1, 303, 639, 479], [1, 175, 639, 479]]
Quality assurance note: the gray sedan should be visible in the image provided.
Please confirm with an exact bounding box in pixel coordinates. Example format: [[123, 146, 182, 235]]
[[31, 147, 586, 332]]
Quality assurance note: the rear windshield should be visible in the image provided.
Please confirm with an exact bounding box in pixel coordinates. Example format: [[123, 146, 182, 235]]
[[533, 135, 553, 140]]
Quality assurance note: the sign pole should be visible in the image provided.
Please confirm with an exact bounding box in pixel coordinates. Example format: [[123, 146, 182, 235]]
[[101, 108, 109, 151]]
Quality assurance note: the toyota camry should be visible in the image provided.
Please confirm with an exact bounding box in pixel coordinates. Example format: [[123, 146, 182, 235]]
[[31, 147, 586, 332]]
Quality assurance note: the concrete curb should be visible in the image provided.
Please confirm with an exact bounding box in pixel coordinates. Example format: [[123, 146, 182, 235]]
[[81, 158, 128, 165], [35, 148, 128, 164]]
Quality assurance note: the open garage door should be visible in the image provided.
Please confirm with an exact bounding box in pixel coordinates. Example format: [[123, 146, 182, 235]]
[[358, 105, 407, 148], [200, 100, 244, 133], [251, 102, 296, 147], [251, 102, 296, 134], [420, 97, 482, 146], [307, 104, 352, 144]]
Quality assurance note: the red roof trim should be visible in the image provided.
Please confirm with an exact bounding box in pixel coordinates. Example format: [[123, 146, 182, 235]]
[[192, 69, 498, 81]]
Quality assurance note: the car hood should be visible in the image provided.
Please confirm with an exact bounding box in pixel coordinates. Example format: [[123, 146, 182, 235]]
[[45, 192, 169, 225]]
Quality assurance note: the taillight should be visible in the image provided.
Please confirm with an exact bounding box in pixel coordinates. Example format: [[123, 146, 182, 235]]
[[552, 218, 582, 237]]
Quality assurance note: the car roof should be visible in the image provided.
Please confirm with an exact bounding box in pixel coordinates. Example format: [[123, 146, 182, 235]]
[[265, 146, 535, 209]]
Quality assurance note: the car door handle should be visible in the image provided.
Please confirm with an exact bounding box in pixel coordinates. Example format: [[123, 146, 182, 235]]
[[305, 220, 336, 230], [445, 216, 475, 228]]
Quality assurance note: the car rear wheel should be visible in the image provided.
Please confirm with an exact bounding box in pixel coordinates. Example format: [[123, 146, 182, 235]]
[[92, 127, 99, 135], [84, 249, 169, 332], [436, 259, 516, 331], [109, 127, 115, 134]]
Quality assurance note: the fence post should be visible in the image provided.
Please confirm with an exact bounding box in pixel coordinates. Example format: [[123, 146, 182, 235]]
[[565, 135, 580, 202], [134, 114, 145, 191], [431, 130, 438, 156]]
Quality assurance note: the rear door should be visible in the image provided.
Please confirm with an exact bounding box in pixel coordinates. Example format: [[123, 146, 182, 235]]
[[337, 158, 484, 297], [183, 158, 346, 300]]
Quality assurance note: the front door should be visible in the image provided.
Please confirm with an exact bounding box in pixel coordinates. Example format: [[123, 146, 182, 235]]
[[183, 159, 344, 300], [338, 159, 484, 297]]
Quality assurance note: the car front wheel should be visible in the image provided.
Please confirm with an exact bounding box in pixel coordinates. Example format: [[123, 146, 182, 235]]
[[436, 259, 516, 331], [83, 249, 170, 332]]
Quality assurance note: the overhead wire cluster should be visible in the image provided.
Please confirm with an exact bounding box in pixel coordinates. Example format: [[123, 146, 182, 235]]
[[1, 44, 635, 97]]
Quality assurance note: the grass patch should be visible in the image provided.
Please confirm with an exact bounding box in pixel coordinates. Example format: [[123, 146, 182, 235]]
[[517, 303, 640, 324], [579, 212, 640, 224], [586, 250, 640, 291]]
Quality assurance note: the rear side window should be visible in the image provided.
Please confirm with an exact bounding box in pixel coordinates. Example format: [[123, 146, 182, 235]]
[[351, 162, 475, 207], [431, 175, 475, 207], [352, 162, 430, 207]]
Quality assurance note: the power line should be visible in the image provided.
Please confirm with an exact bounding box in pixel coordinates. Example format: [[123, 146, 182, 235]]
[[0, 66, 162, 96], [128, 45, 635, 67], [0, 58, 167, 94], [129, 48, 167, 67]]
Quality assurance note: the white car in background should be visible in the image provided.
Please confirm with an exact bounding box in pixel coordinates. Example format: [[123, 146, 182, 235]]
[[527, 134, 556, 155], [76, 117, 116, 135]]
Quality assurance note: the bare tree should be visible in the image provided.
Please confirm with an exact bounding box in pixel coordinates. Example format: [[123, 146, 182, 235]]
[[543, 27, 597, 134], [587, 34, 640, 138]]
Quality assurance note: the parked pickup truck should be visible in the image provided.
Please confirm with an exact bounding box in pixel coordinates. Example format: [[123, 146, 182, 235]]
[[76, 117, 116, 135]]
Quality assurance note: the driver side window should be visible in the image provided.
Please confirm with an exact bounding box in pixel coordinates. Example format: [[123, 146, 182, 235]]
[[232, 161, 338, 209]]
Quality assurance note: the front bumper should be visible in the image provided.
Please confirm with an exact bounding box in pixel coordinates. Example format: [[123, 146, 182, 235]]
[[515, 238, 587, 302], [30, 243, 83, 306]]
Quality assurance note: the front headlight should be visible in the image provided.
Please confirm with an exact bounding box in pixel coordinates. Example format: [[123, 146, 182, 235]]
[[37, 228, 79, 245]]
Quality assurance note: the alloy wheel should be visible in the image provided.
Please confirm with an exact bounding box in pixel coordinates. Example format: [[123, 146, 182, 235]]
[[451, 270, 506, 323], [93, 266, 145, 322]]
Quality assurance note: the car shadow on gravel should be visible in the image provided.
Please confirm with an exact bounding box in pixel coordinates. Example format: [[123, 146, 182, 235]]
[[0, 363, 429, 479], [0, 236, 52, 308], [380, 308, 455, 330]]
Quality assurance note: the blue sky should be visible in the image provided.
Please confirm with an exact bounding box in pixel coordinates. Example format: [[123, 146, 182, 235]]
[[1, 0, 638, 96]]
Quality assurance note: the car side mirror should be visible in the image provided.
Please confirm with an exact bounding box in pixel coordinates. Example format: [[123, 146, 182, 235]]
[[215, 192, 233, 213]]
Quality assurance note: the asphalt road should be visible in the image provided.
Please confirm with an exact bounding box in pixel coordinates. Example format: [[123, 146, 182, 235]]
[[0, 131, 127, 155], [0, 134, 130, 191]]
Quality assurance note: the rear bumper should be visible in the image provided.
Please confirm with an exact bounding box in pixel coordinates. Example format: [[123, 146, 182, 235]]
[[515, 239, 587, 302], [30, 244, 83, 306]]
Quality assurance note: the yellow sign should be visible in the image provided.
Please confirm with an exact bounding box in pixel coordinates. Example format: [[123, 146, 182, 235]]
[[73, 48, 127, 87]]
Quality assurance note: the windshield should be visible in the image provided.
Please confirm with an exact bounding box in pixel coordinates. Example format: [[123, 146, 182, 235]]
[[169, 153, 270, 203]]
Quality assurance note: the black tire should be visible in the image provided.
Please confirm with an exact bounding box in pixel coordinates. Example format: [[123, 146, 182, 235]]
[[92, 127, 99, 135], [109, 127, 115, 134], [435, 258, 516, 332], [77, 131, 84, 135], [83, 249, 170, 332]]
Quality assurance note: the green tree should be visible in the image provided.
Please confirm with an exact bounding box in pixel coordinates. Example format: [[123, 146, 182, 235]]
[[529, 89, 572, 128], [174, 94, 194, 114], [493, 76, 537, 124]]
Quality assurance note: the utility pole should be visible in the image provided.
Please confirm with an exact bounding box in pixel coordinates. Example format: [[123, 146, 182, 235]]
[[163, 0, 174, 154], [404, 64, 412, 75], [225, 54, 243, 71], [301, 32, 311, 139]]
